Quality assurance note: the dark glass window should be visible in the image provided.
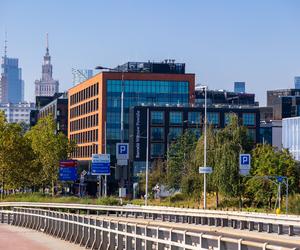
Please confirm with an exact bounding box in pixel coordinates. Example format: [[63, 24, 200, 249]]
[[151, 143, 164, 157], [243, 113, 255, 126], [151, 127, 164, 141], [168, 127, 182, 140], [188, 112, 200, 124], [170, 112, 182, 124], [207, 112, 219, 125], [247, 128, 256, 142], [151, 111, 164, 124]]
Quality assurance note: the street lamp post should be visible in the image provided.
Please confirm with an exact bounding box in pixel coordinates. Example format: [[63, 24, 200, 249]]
[[200, 85, 208, 209], [145, 108, 149, 206]]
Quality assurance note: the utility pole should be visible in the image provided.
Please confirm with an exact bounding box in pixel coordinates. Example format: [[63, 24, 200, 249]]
[[203, 86, 207, 209]]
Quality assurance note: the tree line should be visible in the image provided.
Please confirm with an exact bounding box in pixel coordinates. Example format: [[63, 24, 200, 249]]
[[0, 112, 74, 196], [145, 114, 300, 208]]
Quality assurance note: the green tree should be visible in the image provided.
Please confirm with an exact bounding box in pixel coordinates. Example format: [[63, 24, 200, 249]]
[[167, 130, 198, 190], [26, 115, 75, 195], [245, 144, 299, 208]]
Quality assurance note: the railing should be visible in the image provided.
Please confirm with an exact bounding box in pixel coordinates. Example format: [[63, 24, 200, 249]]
[[0, 208, 298, 250], [0, 202, 299, 236]]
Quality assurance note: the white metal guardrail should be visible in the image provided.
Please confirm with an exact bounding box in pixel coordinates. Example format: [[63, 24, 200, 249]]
[[0, 202, 299, 236], [0, 208, 298, 250]]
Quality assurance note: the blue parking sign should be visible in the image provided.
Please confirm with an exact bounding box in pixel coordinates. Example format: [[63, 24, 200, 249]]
[[116, 143, 129, 160], [240, 154, 250, 166]]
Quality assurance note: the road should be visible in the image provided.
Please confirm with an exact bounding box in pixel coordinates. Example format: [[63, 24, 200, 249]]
[[0, 224, 83, 250]]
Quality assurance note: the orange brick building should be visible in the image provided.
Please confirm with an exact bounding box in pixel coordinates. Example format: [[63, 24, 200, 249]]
[[68, 62, 195, 162]]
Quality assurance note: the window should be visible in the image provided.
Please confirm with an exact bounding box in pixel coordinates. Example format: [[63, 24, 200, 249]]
[[151, 143, 164, 157], [188, 112, 200, 124], [243, 113, 255, 126], [151, 127, 164, 141], [151, 111, 164, 124], [168, 127, 182, 140], [207, 112, 219, 125], [170, 112, 182, 124]]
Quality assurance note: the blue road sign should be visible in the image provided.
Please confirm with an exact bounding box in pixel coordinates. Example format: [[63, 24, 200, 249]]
[[277, 176, 284, 183], [91, 162, 110, 175], [59, 167, 77, 181]]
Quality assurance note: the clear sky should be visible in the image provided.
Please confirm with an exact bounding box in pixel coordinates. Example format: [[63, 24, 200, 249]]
[[1, 0, 300, 105]]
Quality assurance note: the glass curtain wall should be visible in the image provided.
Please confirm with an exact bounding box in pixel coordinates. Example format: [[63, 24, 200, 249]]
[[106, 80, 189, 156]]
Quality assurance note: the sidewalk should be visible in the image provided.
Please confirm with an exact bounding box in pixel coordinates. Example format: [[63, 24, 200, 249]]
[[0, 224, 83, 250]]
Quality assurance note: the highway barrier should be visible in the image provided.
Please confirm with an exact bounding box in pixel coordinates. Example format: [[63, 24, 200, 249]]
[[0, 208, 298, 250], [0, 202, 299, 236]]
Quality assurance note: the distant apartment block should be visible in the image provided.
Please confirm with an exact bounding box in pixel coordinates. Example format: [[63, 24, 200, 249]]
[[0, 102, 35, 124]]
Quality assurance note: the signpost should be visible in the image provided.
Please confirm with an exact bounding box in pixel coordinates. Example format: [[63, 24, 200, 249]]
[[59, 160, 77, 181], [199, 166, 213, 174], [116, 143, 129, 166], [239, 154, 251, 175], [91, 154, 111, 175], [91, 154, 110, 198]]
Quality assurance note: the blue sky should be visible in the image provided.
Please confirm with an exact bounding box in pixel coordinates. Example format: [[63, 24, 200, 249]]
[[1, 0, 300, 105]]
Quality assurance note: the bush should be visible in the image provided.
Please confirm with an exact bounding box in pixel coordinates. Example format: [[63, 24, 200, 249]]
[[169, 193, 185, 203], [289, 194, 300, 215]]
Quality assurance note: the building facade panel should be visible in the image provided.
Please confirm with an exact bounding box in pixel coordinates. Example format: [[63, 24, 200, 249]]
[[129, 105, 260, 176], [282, 117, 300, 161]]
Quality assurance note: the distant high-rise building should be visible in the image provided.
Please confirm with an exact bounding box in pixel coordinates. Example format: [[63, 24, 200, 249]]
[[34, 34, 59, 97], [234, 82, 245, 93], [0, 35, 24, 103], [294, 76, 300, 89], [72, 69, 93, 85]]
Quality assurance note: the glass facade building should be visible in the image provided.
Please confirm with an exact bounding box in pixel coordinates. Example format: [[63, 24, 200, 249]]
[[282, 117, 300, 161], [106, 79, 190, 156], [0, 57, 24, 103]]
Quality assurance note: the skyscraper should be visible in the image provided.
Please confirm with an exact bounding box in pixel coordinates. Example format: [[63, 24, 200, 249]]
[[0, 35, 24, 103], [34, 34, 59, 97], [234, 81, 245, 93], [294, 76, 300, 89]]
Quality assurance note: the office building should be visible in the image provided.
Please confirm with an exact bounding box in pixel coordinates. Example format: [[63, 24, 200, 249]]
[[267, 89, 300, 120], [0, 102, 35, 124], [1, 48, 24, 103], [234, 81, 245, 93], [294, 77, 300, 89], [282, 117, 300, 161], [129, 105, 260, 176], [260, 120, 282, 149], [37, 93, 68, 135], [195, 88, 257, 106], [68, 61, 195, 162], [34, 34, 59, 97]]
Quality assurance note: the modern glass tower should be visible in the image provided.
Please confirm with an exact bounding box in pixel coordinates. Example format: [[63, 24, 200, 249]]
[[0, 57, 24, 103]]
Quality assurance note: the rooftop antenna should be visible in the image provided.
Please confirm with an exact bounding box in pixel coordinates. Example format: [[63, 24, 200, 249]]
[[4, 31, 7, 57], [46, 33, 49, 55]]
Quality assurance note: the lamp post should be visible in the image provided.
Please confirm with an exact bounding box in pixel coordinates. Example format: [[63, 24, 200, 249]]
[[198, 85, 208, 209], [95, 65, 126, 195]]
